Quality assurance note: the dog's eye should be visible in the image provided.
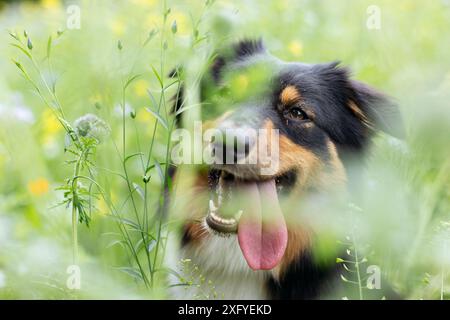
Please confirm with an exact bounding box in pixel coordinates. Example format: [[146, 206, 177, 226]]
[[287, 107, 308, 120]]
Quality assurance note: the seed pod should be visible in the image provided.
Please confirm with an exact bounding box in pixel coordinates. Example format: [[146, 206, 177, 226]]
[[171, 20, 177, 34]]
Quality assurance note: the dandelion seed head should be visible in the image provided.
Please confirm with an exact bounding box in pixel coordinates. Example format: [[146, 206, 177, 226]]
[[74, 113, 110, 143]]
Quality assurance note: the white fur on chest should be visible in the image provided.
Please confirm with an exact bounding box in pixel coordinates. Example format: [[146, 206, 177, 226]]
[[168, 230, 270, 300]]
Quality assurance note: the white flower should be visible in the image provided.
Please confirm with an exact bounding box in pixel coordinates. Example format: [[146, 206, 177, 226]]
[[73, 113, 110, 143], [0, 93, 35, 124]]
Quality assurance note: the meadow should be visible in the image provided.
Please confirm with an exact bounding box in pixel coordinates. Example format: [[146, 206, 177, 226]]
[[0, 0, 449, 299]]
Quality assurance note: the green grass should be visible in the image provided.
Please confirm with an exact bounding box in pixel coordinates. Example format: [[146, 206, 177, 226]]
[[0, 0, 449, 299]]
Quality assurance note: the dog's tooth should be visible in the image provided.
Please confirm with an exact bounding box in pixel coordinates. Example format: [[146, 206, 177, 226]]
[[208, 209, 237, 226]]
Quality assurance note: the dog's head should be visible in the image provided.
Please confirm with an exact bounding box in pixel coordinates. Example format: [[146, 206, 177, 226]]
[[175, 39, 402, 271]]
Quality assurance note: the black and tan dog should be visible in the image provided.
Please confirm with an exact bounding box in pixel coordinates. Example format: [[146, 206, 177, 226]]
[[169, 39, 401, 299]]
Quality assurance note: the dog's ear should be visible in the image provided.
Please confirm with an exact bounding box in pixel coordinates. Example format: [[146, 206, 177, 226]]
[[317, 62, 403, 140], [347, 79, 404, 139]]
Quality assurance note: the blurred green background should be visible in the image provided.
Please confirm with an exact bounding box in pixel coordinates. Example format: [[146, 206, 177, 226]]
[[0, 0, 449, 299]]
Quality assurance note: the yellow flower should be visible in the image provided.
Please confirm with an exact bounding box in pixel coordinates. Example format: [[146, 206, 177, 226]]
[[131, 0, 157, 7], [110, 19, 126, 36], [134, 80, 149, 97], [41, 109, 62, 145], [288, 40, 303, 57], [40, 0, 61, 9], [230, 74, 249, 98], [28, 178, 50, 196], [237, 74, 249, 89], [89, 93, 102, 104], [136, 108, 154, 124], [171, 11, 189, 36], [97, 198, 109, 215]]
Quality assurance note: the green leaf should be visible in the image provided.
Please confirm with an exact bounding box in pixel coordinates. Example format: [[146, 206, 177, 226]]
[[107, 215, 140, 230], [8, 31, 19, 40], [116, 267, 143, 281], [148, 239, 156, 252], [175, 103, 203, 116], [145, 107, 168, 130], [134, 238, 145, 253], [106, 239, 126, 249], [143, 29, 158, 46], [12, 59, 33, 83], [154, 160, 164, 182], [150, 65, 163, 88], [46, 35, 52, 58], [64, 133, 72, 152], [336, 258, 345, 263], [10, 44, 32, 60], [132, 182, 145, 201], [124, 152, 144, 164], [124, 74, 141, 90]]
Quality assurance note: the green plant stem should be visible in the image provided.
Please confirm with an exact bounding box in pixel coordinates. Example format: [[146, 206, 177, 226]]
[[118, 62, 154, 286], [351, 231, 364, 300], [72, 158, 82, 264]]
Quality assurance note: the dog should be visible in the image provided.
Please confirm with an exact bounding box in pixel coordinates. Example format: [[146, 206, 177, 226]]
[[168, 39, 402, 299]]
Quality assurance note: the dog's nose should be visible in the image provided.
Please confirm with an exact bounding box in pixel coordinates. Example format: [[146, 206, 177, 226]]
[[213, 127, 256, 163]]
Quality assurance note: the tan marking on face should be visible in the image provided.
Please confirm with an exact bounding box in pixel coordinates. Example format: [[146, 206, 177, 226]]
[[324, 140, 347, 186], [262, 120, 321, 185], [183, 221, 208, 244], [278, 135, 321, 186], [280, 85, 301, 105], [348, 100, 374, 130]]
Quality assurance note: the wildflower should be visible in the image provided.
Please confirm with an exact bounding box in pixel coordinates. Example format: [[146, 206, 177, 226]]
[[131, 0, 156, 7], [114, 103, 133, 117], [133, 79, 149, 97], [136, 108, 154, 124], [41, 108, 61, 133], [288, 40, 303, 57], [171, 11, 189, 36], [0, 93, 35, 124], [40, 0, 62, 10], [74, 113, 110, 143], [110, 19, 125, 36], [28, 178, 50, 196]]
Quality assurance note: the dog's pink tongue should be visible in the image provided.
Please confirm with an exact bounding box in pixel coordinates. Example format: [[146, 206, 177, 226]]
[[237, 179, 288, 270]]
